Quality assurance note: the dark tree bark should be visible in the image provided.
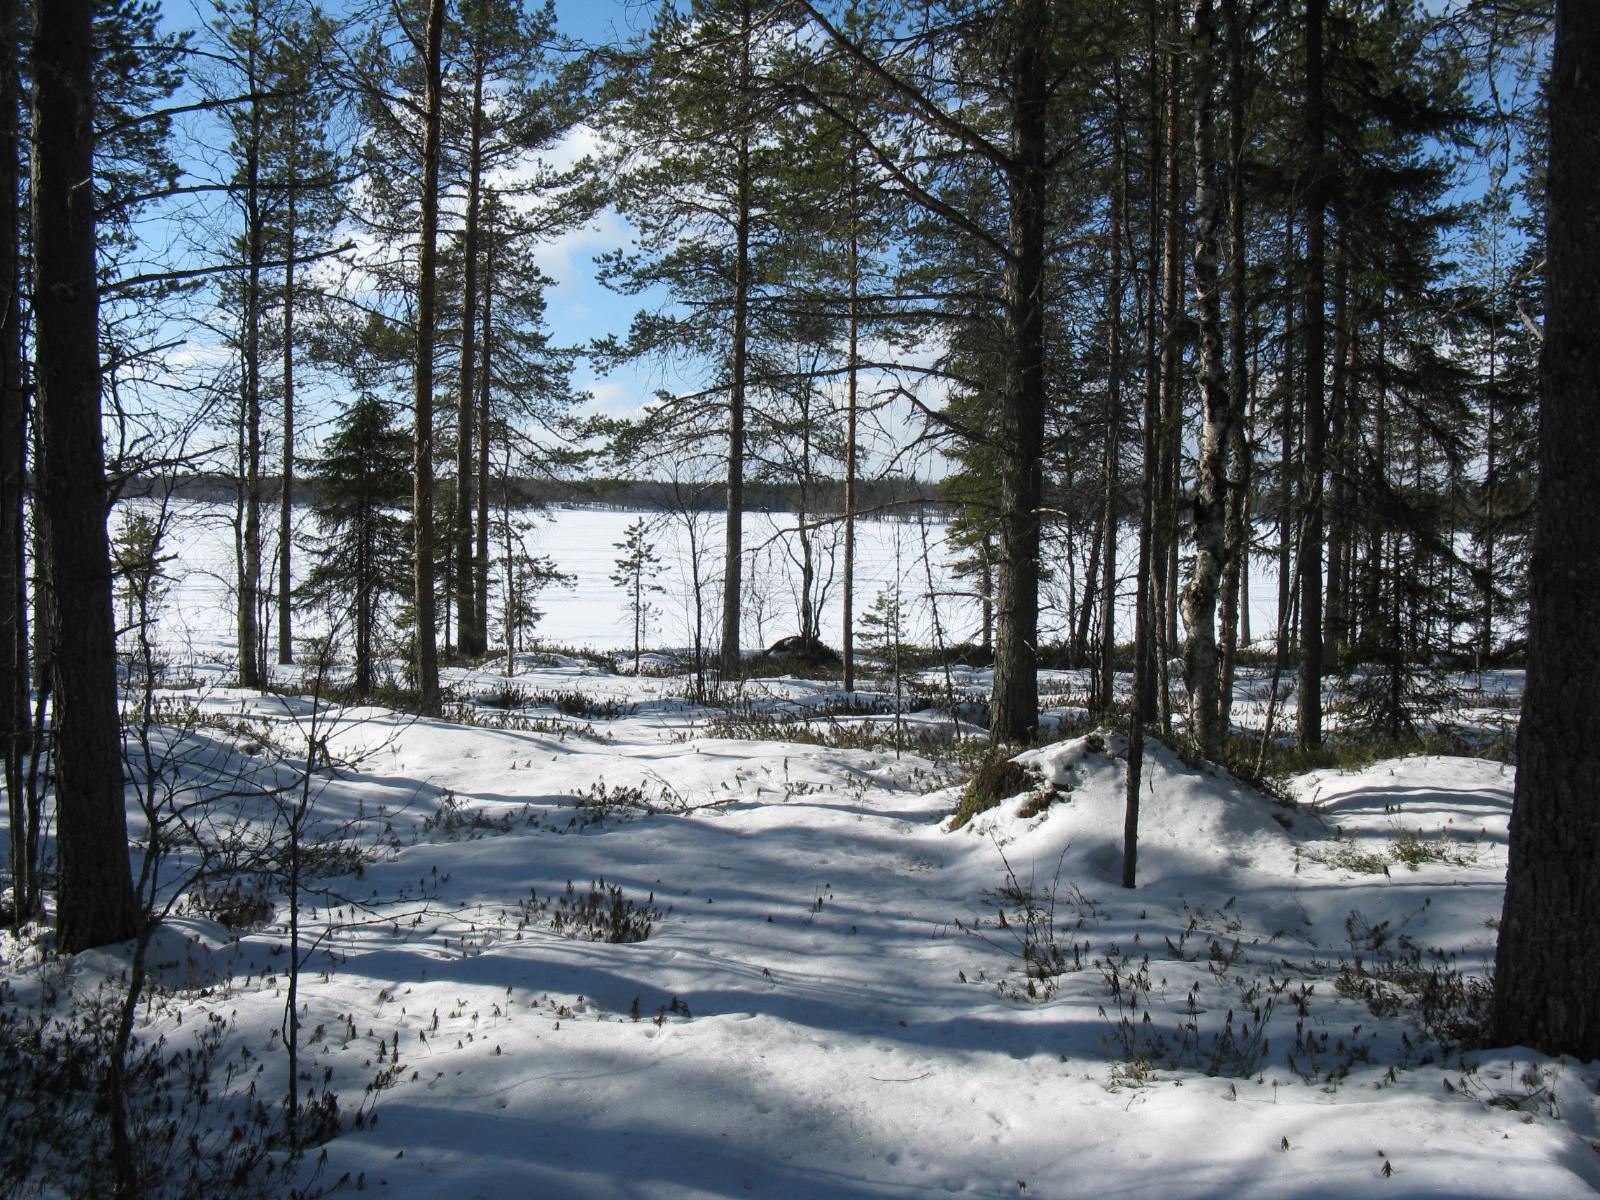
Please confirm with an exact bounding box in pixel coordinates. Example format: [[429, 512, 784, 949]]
[[412, 0, 446, 712], [1277, 211, 1297, 652], [32, 0, 139, 951], [1492, 0, 1600, 1059], [236, 22, 265, 691], [1125, 0, 1167, 889], [842, 148, 860, 693], [0, 0, 33, 926], [718, 0, 754, 684], [278, 185, 296, 665], [988, 0, 1049, 745], [1074, 519, 1101, 663], [1181, 0, 1231, 761], [1153, 0, 1184, 735], [1095, 68, 1126, 714], [1217, 0, 1253, 733], [1297, 0, 1327, 750], [475, 229, 493, 650], [454, 58, 486, 660], [1324, 230, 1350, 658]]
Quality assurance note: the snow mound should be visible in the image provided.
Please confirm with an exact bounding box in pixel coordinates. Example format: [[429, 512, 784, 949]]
[[67, 917, 245, 994], [954, 730, 1300, 889], [615, 652, 680, 674]]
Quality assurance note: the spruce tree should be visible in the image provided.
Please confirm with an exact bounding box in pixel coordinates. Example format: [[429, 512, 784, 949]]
[[298, 394, 413, 696]]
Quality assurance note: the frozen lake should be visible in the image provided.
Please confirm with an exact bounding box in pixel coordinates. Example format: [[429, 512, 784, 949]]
[[116, 497, 1286, 664]]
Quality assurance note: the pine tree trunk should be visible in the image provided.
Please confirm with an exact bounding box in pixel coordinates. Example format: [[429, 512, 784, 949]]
[[0, 0, 31, 924], [1480, 305, 1498, 672], [1217, 0, 1252, 736], [278, 182, 296, 665], [476, 232, 493, 647], [1137, 0, 1163, 727], [412, 0, 446, 712], [1325, 233, 1351, 660], [1492, 0, 1600, 1059], [1097, 70, 1127, 715], [1297, 0, 1327, 750], [32, 0, 140, 951], [989, 0, 1048, 745], [454, 61, 485, 659], [842, 151, 860, 693], [718, 0, 754, 683], [1153, 3, 1183, 734], [238, 29, 265, 691], [1075, 520, 1101, 664], [1181, 0, 1230, 761], [1277, 212, 1297, 657], [1124, 0, 1171, 889]]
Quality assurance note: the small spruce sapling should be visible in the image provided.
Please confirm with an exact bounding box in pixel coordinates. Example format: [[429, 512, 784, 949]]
[[860, 527, 910, 747]]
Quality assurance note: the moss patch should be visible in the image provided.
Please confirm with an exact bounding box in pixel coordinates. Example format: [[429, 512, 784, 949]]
[[951, 756, 1036, 829]]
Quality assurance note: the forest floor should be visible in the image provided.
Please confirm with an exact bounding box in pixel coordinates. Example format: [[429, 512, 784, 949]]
[[2, 657, 1594, 1199]]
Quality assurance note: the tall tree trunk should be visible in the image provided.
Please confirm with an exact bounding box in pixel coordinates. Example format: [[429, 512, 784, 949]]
[[842, 150, 860, 692], [1480, 274, 1498, 672], [718, 0, 754, 683], [412, 0, 446, 712], [1324, 228, 1351, 660], [0, 0, 31, 925], [32, 0, 140, 951], [1217, 0, 1252, 736], [1297, 0, 1327, 750], [1126, 401, 1157, 887], [1124, 0, 1169, 890], [454, 60, 485, 659], [1135, 0, 1163, 727], [278, 184, 296, 665], [1277, 216, 1296, 652], [1075, 520, 1101, 663], [1181, 0, 1231, 761], [989, 0, 1048, 745], [1492, 0, 1600, 1059], [1153, 1, 1183, 734], [237, 25, 265, 691], [476, 232, 493, 649], [1096, 69, 1126, 713]]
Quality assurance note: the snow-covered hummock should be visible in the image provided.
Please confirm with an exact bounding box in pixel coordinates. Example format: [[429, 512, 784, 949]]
[[5, 668, 1595, 1199]]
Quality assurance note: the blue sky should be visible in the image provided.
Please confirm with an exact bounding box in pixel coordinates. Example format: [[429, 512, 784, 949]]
[[148, 0, 683, 437]]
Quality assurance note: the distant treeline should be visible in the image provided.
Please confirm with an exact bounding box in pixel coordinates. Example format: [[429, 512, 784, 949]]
[[117, 473, 948, 516]]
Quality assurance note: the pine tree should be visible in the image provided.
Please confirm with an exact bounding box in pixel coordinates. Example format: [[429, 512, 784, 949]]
[[1492, 0, 1600, 1059], [442, 0, 590, 658], [32, 0, 140, 951], [266, 8, 344, 667], [0, 0, 28, 927], [598, 0, 799, 683], [413, 0, 447, 710], [795, 0, 1111, 743]]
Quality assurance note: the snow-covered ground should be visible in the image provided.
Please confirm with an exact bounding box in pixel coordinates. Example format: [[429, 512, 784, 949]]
[[0, 501, 1575, 1198], [2, 648, 1592, 1199]]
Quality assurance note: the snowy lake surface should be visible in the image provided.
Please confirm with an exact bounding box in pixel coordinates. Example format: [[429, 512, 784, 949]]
[[119, 498, 1285, 663]]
